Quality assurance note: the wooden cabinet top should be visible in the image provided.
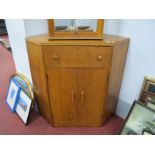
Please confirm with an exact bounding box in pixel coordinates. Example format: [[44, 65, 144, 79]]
[[26, 34, 129, 47]]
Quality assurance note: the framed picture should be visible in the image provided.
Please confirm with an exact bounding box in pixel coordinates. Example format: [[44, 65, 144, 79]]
[[144, 80, 155, 94], [120, 101, 155, 135], [16, 90, 32, 125], [139, 76, 155, 103], [6, 78, 21, 112]]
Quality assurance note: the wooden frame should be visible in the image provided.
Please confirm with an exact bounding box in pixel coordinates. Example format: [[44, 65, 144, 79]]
[[48, 19, 104, 40], [140, 91, 155, 103], [141, 76, 155, 94], [139, 76, 155, 103], [120, 100, 155, 135]]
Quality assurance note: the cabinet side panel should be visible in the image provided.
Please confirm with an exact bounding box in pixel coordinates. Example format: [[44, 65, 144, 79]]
[[26, 42, 52, 124], [105, 39, 129, 121]]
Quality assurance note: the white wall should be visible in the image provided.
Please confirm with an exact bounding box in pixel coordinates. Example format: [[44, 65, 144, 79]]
[[104, 19, 122, 35], [5, 19, 32, 81], [115, 20, 155, 118], [24, 19, 48, 36], [5, 19, 155, 119], [5, 19, 48, 82]]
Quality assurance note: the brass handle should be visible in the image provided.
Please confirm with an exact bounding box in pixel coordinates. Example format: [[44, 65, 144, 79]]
[[80, 91, 85, 105], [71, 91, 75, 104], [53, 55, 59, 60], [97, 55, 102, 61]]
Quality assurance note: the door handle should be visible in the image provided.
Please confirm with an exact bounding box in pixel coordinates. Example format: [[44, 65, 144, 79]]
[[80, 91, 85, 105], [71, 91, 75, 104]]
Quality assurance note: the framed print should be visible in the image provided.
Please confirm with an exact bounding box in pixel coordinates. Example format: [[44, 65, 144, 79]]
[[6, 78, 21, 112], [120, 101, 155, 135], [139, 76, 155, 103], [144, 80, 155, 94], [16, 90, 32, 125]]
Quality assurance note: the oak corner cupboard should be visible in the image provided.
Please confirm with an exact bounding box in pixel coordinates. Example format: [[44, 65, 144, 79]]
[[26, 34, 129, 127]]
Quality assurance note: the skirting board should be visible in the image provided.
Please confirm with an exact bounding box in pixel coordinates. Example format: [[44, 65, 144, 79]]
[[116, 98, 133, 119]]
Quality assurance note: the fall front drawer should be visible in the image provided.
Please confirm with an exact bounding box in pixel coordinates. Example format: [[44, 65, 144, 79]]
[[43, 46, 112, 68]]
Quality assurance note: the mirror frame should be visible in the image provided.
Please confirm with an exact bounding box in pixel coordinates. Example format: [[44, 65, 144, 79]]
[[48, 19, 104, 40]]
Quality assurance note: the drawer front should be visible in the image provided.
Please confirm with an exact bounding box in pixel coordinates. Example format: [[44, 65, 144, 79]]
[[43, 46, 112, 68]]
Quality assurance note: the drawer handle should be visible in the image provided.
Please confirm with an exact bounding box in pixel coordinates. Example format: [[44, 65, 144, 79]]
[[53, 55, 59, 60], [97, 55, 102, 61], [80, 91, 85, 105]]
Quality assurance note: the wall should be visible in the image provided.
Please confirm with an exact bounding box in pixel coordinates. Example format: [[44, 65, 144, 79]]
[[24, 19, 48, 36], [5, 19, 32, 81], [5, 19, 155, 119], [5, 19, 48, 82], [115, 20, 155, 118], [104, 19, 122, 35]]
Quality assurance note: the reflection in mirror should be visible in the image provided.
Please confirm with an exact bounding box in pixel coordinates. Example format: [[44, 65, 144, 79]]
[[54, 19, 97, 32]]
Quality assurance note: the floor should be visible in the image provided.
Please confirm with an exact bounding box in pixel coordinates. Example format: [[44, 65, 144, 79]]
[[0, 36, 124, 134]]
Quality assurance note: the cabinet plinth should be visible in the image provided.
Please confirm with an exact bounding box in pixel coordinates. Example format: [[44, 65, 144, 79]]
[[26, 34, 129, 127]]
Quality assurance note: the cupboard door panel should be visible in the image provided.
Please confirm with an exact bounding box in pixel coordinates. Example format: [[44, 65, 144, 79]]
[[77, 68, 108, 125], [47, 68, 77, 123]]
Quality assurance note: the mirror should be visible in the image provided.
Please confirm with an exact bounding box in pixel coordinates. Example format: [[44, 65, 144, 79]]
[[48, 19, 104, 40], [54, 19, 97, 32]]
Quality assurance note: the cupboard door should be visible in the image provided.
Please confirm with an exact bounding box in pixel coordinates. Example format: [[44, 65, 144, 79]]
[[77, 68, 108, 126], [47, 68, 77, 124]]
